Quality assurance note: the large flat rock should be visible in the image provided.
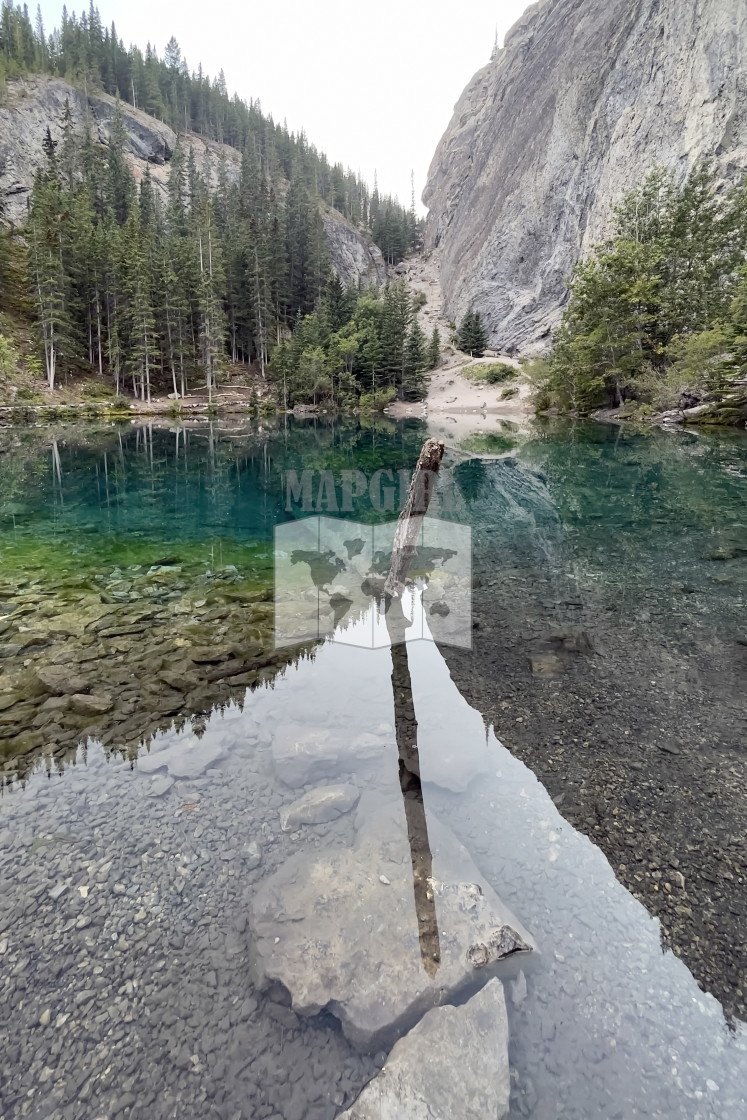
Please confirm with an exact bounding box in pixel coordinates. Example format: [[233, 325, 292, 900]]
[[249, 791, 533, 1051], [339, 978, 510, 1119]]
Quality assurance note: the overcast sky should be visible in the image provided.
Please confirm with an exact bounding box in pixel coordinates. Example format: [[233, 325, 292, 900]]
[[41, 0, 531, 211]]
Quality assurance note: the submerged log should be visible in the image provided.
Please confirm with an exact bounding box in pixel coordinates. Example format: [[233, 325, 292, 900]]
[[384, 438, 445, 600]]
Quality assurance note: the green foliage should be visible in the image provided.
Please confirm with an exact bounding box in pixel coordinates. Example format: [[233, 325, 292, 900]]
[[464, 360, 516, 384], [457, 309, 489, 357], [500, 385, 519, 400], [540, 164, 747, 414], [269, 280, 430, 407], [80, 379, 118, 400], [359, 387, 397, 412], [0, 332, 19, 379]]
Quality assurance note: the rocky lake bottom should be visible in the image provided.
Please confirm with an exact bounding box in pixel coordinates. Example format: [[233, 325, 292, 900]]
[[0, 417, 745, 1119]]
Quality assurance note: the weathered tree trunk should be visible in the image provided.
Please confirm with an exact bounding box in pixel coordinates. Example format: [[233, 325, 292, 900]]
[[384, 438, 445, 600]]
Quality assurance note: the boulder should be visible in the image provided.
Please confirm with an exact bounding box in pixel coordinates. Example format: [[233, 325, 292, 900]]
[[249, 791, 533, 1051], [280, 784, 360, 831], [338, 978, 510, 1119]]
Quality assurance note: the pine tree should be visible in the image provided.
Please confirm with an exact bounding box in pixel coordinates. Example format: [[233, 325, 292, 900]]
[[458, 309, 488, 357], [380, 280, 412, 397], [324, 273, 353, 332], [193, 195, 227, 399], [28, 155, 79, 388], [403, 320, 428, 399], [106, 98, 135, 224], [121, 212, 157, 401], [427, 327, 441, 370]]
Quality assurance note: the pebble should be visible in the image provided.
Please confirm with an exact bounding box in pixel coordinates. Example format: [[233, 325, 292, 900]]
[[244, 840, 263, 870], [39, 1009, 51, 1026], [378, 875, 391, 885], [48, 882, 68, 902], [148, 774, 175, 798]]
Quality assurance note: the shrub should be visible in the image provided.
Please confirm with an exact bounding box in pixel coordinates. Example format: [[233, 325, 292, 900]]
[[500, 385, 519, 400], [481, 362, 517, 384], [359, 387, 397, 412], [465, 362, 517, 384]]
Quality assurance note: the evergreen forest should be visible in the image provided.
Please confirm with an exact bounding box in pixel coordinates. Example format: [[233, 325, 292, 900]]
[[0, 1, 426, 405]]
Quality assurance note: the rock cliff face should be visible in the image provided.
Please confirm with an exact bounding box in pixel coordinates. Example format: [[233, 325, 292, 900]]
[[321, 205, 387, 289], [0, 75, 382, 288], [424, 0, 747, 353]]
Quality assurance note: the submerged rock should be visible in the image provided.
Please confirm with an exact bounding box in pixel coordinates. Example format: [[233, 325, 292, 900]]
[[279, 784, 360, 831], [338, 978, 510, 1119], [529, 653, 564, 677], [33, 665, 89, 696], [136, 735, 226, 779], [69, 693, 113, 717], [249, 791, 533, 1051], [272, 724, 388, 788]]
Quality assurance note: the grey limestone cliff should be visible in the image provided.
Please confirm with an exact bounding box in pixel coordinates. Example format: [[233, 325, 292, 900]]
[[424, 0, 747, 353], [321, 204, 387, 289], [0, 75, 382, 288]]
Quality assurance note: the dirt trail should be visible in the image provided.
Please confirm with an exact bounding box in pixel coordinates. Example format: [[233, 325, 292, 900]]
[[385, 252, 535, 423]]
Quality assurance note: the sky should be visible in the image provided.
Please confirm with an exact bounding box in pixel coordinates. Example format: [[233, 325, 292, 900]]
[[40, 0, 532, 212]]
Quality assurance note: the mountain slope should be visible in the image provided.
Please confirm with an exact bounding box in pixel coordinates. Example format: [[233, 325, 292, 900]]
[[0, 74, 385, 288], [424, 0, 747, 353]]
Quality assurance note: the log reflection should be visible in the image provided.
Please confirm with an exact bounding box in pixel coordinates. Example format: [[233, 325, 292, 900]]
[[387, 597, 441, 977]]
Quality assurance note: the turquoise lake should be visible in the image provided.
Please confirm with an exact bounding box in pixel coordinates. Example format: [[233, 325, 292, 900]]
[[0, 416, 745, 1119]]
